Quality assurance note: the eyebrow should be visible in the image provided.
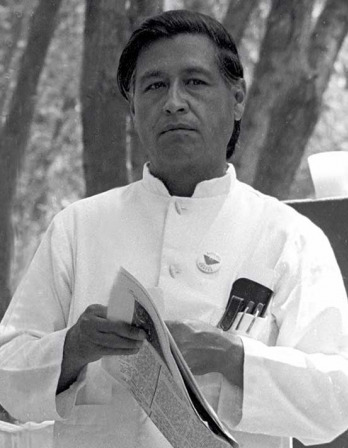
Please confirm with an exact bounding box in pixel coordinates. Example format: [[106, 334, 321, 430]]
[[138, 70, 165, 85], [137, 66, 213, 85], [183, 67, 213, 78]]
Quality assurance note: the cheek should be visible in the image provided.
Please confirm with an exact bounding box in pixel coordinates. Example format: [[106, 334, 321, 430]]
[[135, 103, 157, 127], [217, 103, 236, 134], [133, 108, 150, 137], [207, 111, 234, 141]]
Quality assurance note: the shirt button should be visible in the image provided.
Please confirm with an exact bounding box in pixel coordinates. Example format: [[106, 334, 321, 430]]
[[169, 264, 181, 278]]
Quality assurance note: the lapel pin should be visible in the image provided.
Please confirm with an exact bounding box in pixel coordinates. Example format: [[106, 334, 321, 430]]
[[196, 252, 221, 274]]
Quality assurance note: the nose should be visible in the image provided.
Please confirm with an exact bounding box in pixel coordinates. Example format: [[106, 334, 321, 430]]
[[163, 82, 188, 115]]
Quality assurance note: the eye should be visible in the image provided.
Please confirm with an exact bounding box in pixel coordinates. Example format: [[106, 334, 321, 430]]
[[144, 81, 166, 92], [186, 78, 207, 86]]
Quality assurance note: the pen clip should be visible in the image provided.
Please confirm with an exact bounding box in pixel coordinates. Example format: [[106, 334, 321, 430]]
[[235, 300, 255, 331], [218, 295, 244, 331], [246, 303, 264, 334]]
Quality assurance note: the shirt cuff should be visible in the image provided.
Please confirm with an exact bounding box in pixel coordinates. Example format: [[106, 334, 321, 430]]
[[217, 375, 243, 428], [55, 366, 88, 419], [231, 335, 270, 434]]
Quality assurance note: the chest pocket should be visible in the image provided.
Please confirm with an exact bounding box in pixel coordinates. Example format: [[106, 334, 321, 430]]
[[219, 264, 279, 345]]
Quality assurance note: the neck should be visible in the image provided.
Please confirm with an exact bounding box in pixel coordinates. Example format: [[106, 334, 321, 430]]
[[149, 164, 227, 197]]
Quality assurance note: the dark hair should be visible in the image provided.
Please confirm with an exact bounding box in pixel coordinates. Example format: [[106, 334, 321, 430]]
[[117, 9, 245, 159]]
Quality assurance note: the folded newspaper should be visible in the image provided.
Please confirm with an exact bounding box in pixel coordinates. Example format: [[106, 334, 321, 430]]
[[102, 267, 239, 448]]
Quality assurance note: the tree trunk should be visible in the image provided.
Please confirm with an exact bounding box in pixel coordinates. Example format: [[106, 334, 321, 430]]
[[223, 0, 258, 46], [182, 0, 213, 15], [127, 0, 163, 183], [253, 0, 348, 198], [233, 0, 315, 186], [0, 0, 63, 320], [128, 0, 162, 28], [0, 2, 25, 121], [235, 0, 348, 199], [80, 0, 130, 197]]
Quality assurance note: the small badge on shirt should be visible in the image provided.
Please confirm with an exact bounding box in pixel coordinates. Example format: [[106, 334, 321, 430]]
[[196, 252, 221, 274]]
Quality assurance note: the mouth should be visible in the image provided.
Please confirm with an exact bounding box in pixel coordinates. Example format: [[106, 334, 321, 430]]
[[160, 124, 196, 135]]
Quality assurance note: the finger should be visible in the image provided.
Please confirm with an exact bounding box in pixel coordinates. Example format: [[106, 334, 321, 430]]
[[78, 306, 109, 337], [84, 304, 108, 318], [85, 344, 143, 361], [98, 321, 147, 341], [166, 320, 182, 330], [166, 321, 185, 336], [92, 332, 145, 350], [102, 347, 142, 357], [167, 324, 191, 345], [78, 310, 145, 342]]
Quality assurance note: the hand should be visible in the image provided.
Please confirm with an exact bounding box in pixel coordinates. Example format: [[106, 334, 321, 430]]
[[57, 304, 146, 394], [166, 320, 244, 388]]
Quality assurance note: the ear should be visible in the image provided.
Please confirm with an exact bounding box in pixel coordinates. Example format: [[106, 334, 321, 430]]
[[234, 79, 246, 121]]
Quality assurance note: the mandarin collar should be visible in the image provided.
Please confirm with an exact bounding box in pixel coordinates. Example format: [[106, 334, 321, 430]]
[[141, 163, 236, 198]]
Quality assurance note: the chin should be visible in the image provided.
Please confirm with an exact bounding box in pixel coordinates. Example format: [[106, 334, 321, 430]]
[[160, 149, 199, 166], [159, 141, 199, 155]]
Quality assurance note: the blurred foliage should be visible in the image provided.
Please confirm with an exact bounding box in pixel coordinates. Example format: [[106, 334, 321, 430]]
[[1, 0, 347, 290]]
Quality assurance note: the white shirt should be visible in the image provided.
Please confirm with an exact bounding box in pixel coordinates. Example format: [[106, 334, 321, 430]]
[[1, 164, 348, 448]]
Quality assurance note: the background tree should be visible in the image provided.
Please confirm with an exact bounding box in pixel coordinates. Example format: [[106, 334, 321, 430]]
[[0, 0, 63, 319], [233, 0, 348, 199], [0, 0, 34, 121], [223, 0, 257, 46], [11, 0, 85, 295], [81, 0, 163, 196], [80, 0, 129, 196]]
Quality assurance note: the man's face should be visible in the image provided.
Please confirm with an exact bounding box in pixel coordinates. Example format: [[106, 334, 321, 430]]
[[130, 34, 244, 182]]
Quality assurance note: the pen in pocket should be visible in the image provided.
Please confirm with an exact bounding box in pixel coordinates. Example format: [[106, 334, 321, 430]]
[[235, 300, 255, 331], [246, 303, 264, 334], [218, 295, 244, 331]]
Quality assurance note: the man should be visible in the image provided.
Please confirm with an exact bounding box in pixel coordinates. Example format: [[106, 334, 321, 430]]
[[1, 9, 348, 448]]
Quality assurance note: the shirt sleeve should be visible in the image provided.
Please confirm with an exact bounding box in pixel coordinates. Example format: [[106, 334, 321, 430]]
[[218, 222, 348, 444], [0, 211, 86, 422]]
